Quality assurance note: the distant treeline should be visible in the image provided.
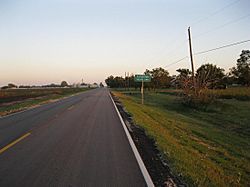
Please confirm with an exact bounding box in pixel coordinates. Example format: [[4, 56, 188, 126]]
[[0, 81, 70, 90], [106, 50, 250, 89], [1, 81, 103, 90]]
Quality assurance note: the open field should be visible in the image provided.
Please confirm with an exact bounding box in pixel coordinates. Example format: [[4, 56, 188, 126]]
[[151, 87, 250, 100], [113, 88, 250, 186], [0, 88, 90, 116], [207, 87, 250, 100]]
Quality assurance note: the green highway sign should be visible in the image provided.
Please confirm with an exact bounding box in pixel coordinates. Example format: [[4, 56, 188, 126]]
[[134, 74, 151, 82]]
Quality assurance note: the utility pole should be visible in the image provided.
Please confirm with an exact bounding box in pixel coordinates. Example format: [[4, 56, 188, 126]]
[[188, 27, 196, 91]]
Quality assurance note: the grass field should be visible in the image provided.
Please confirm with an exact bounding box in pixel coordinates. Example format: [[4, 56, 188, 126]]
[[155, 87, 250, 100], [0, 88, 90, 116], [113, 88, 250, 187], [207, 87, 250, 100]]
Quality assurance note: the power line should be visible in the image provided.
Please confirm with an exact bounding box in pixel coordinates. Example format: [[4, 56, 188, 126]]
[[155, 10, 249, 70], [145, 39, 188, 70], [148, 0, 247, 70], [194, 39, 250, 56], [165, 56, 188, 68], [145, 1, 244, 70], [164, 39, 250, 68], [193, 13, 250, 39], [192, 0, 241, 27]]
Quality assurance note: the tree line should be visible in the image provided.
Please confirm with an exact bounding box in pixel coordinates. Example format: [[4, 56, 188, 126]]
[[105, 50, 250, 89], [1, 81, 105, 90]]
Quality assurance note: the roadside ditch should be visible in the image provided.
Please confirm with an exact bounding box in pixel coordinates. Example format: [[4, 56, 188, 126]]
[[111, 92, 186, 187]]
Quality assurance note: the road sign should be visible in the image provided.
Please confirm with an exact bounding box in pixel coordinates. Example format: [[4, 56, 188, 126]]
[[134, 75, 151, 82], [134, 74, 151, 104]]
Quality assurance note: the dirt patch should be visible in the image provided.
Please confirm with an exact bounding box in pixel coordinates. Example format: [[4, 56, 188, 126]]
[[111, 92, 186, 187]]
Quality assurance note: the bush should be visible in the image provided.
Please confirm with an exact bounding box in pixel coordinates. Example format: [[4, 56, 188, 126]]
[[181, 89, 216, 109]]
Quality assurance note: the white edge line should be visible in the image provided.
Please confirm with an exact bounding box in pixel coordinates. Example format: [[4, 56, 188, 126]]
[[109, 92, 155, 187]]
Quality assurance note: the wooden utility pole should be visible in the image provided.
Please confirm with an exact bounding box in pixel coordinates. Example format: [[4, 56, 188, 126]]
[[188, 27, 196, 91]]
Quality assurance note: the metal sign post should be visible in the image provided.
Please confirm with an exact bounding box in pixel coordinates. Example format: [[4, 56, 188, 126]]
[[141, 79, 144, 104], [134, 74, 151, 105]]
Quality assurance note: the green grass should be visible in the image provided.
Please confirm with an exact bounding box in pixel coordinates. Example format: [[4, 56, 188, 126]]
[[157, 87, 250, 101], [113, 89, 250, 187], [0, 88, 90, 116]]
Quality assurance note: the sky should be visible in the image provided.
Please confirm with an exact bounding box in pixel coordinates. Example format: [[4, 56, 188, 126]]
[[0, 0, 250, 86]]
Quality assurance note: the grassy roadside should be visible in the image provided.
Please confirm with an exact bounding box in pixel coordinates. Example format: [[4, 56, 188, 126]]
[[112, 90, 250, 186], [0, 88, 91, 116]]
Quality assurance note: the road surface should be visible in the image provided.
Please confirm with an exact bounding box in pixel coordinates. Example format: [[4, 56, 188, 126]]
[[0, 88, 147, 186]]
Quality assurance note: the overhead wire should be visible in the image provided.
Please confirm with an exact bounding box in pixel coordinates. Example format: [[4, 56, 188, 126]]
[[144, 38, 189, 70], [191, 0, 241, 27], [144, 0, 247, 70], [152, 1, 244, 69], [165, 56, 188, 68], [194, 39, 250, 56], [164, 39, 250, 68], [193, 13, 250, 39]]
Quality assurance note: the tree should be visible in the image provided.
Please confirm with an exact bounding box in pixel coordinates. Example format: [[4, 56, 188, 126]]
[[113, 77, 124, 88], [177, 64, 225, 107], [105, 75, 114, 87], [145, 67, 171, 90], [19, 85, 31, 88], [105, 75, 124, 88], [196, 64, 225, 89], [8, 83, 17, 88], [99, 82, 104, 87], [177, 68, 191, 77], [61, 81, 69, 87], [175, 68, 192, 89], [1, 86, 9, 89], [128, 74, 141, 90], [81, 82, 87, 86], [230, 50, 250, 86]]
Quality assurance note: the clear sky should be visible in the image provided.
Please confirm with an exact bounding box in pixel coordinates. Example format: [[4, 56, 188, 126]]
[[0, 0, 249, 86]]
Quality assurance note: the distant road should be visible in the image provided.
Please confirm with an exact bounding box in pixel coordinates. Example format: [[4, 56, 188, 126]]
[[0, 88, 146, 186]]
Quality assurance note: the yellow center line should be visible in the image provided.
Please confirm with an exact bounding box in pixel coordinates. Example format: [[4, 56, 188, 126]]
[[0, 132, 31, 154]]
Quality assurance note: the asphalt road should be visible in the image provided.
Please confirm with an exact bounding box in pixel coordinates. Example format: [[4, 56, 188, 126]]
[[0, 88, 146, 187]]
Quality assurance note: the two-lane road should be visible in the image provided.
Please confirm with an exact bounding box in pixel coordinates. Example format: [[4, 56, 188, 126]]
[[0, 88, 147, 186]]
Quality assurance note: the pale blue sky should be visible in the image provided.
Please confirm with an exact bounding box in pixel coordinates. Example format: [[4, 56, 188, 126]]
[[0, 0, 249, 85]]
